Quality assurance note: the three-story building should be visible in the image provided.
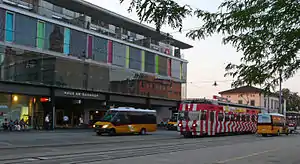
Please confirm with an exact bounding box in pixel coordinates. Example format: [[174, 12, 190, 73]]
[[0, 0, 192, 128]]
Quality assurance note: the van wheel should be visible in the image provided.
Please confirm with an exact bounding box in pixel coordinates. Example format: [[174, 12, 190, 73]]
[[109, 129, 116, 136], [140, 128, 146, 135]]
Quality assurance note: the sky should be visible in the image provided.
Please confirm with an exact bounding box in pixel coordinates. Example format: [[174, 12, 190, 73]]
[[86, 0, 300, 98]]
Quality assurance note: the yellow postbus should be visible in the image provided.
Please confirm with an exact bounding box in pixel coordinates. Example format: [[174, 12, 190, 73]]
[[166, 113, 178, 130], [257, 113, 289, 136], [93, 107, 157, 135]]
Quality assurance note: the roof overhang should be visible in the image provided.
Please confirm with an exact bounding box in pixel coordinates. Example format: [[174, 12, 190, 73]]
[[44, 0, 193, 49]]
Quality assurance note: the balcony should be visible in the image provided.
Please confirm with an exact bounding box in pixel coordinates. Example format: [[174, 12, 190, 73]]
[[1, 0, 189, 59], [3, 0, 33, 10]]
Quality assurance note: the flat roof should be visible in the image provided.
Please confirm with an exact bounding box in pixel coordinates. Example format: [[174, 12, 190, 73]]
[[258, 113, 285, 117], [44, 0, 193, 49], [110, 107, 156, 113]]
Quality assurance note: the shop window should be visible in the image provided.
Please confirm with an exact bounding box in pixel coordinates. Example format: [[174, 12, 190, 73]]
[[238, 100, 243, 104]]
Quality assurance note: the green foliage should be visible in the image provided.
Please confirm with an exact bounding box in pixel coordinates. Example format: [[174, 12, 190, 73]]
[[120, 0, 192, 32], [276, 88, 300, 111], [121, 0, 300, 92]]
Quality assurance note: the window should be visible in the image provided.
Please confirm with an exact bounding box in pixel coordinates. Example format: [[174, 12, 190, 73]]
[[5, 12, 14, 42], [129, 47, 142, 70], [230, 114, 235, 121], [246, 115, 250, 122], [218, 113, 224, 121], [225, 113, 230, 121], [210, 112, 214, 121], [15, 13, 36, 47], [112, 42, 126, 67], [45, 23, 64, 53], [241, 115, 246, 121], [250, 100, 255, 106], [171, 59, 181, 79], [238, 100, 243, 104], [189, 112, 200, 120], [271, 99, 274, 109], [70, 29, 87, 57], [181, 62, 187, 80], [64, 28, 71, 55], [158, 55, 168, 76], [258, 114, 271, 123], [200, 111, 207, 120], [93, 36, 108, 62], [236, 114, 241, 121], [37, 21, 45, 49]]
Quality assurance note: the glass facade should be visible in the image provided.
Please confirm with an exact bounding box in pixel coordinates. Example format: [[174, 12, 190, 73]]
[[0, 45, 182, 100], [0, 7, 186, 100]]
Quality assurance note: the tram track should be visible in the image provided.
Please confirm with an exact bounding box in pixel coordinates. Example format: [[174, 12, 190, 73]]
[[0, 134, 277, 164]]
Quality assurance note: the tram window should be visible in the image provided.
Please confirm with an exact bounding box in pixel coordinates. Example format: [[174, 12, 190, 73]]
[[210, 112, 214, 121], [246, 115, 250, 122], [230, 114, 235, 121], [241, 115, 246, 121], [236, 114, 241, 121], [201, 111, 207, 120], [251, 115, 256, 122], [225, 113, 230, 121], [218, 113, 224, 121]]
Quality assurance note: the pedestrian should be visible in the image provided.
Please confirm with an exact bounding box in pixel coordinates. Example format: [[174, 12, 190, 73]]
[[45, 114, 50, 130]]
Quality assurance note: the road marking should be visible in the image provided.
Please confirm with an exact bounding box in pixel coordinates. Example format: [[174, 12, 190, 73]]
[[215, 149, 279, 163]]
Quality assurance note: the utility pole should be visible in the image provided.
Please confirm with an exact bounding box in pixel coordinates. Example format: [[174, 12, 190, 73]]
[[279, 69, 283, 115]]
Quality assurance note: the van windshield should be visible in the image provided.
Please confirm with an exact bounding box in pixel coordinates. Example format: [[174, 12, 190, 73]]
[[258, 114, 271, 124], [101, 111, 117, 122]]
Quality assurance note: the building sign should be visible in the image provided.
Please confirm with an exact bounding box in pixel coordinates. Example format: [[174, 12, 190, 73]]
[[55, 89, 105, 100], [63, 91, 99, 98]]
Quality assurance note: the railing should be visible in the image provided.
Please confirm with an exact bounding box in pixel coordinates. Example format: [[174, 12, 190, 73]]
[[2, 0, 181, 58]]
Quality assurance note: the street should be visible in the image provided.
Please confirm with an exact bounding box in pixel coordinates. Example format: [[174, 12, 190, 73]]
[[0, 130, 299, 164]]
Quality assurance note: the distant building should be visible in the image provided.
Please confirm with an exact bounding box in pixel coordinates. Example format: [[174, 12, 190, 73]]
[[219, 86, 286, 113]]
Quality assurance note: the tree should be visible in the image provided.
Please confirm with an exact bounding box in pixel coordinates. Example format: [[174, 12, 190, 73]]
[[276, 88, 300, 111], [120, 0, 300, 92]]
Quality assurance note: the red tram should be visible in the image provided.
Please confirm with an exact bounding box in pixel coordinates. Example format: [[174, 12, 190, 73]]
[[177, 98, 261, 138]]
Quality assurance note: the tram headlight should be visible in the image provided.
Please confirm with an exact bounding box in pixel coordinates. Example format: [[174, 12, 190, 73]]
[[178, 123, 182, 127], [192, 123, 197, 127], [92, 125, 96, 128]]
